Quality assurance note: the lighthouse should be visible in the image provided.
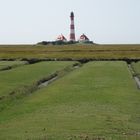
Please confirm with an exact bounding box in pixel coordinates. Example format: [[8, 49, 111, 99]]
[[70, 12, 76, 41]]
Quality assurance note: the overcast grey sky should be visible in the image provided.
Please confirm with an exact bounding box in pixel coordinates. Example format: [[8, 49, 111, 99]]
[[0, 0, 140, 44]]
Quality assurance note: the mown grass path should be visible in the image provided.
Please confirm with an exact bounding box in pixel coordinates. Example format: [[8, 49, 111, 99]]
[[0, 61, 140, 140]]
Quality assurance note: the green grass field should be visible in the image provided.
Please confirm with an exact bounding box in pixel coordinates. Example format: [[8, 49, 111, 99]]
[[0, 61, 27, 70], [0, 61, 139, 140], [0, 61, 75, 97], [0, 44, 140, 59]]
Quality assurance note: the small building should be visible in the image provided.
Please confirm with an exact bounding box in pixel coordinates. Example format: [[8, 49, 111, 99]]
[[56, 34, 67, 42], [78, 34, 90, 42]]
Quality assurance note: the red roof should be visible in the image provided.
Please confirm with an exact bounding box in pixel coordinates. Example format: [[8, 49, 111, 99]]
[[79, 34, 89, 41], [56, 34, 67, 41]]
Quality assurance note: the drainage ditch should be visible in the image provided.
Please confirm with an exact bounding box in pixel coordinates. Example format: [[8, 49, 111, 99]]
[[38, 75, 58, 88], [1, 60, 139, 102], [127, 63, 140, 89], [0, 62, 29, 72], [0, 62, 82, 102], [38, 63, 81, 88]]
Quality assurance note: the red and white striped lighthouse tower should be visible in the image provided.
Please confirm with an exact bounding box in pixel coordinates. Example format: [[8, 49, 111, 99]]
[[70, 12, 76, 41]]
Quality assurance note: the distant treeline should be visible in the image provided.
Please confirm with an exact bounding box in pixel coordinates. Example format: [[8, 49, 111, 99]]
[[37, 40, 94, 45]]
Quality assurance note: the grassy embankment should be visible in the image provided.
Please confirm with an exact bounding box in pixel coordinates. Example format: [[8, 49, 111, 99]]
[[131, 62, 140, 78], [0, 61, 76, 98], [0, 61, 28, 71], [0, 61, 139, 140], [131, 61, 140, 80], [0, 44, 140, 59]]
